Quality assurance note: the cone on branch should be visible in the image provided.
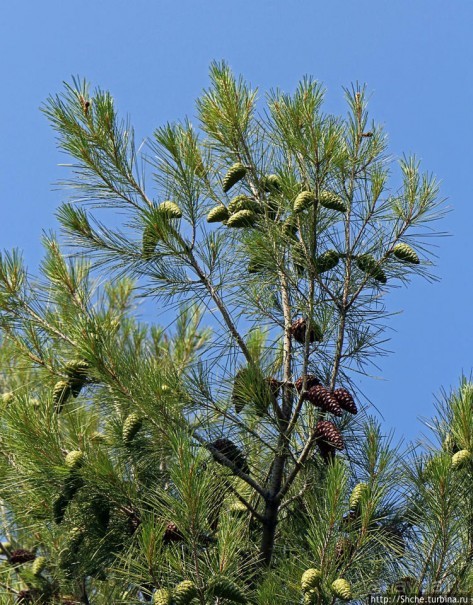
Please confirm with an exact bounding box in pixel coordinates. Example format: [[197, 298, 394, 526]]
[[318, 190, 347, 213], [301, 568, 322, 592], [226, 209, 257, 228], [122, 413, 143, 444], [163, 522, 184, 545], [349, 482, 369, 510], [333, 388, 358, 415], [222, 163, 247, 192], [294, 191, 316, 213], [209, 438, 250, 474], [314, 249, 340, 274], [294, 374, 321, 392], [290, 318, 323, 344], [65, 450, 85, 471], [173, 580, 198, 605], [305, 385, 343, 417], [331, 578, 352, 601], [206, 205, 229, 223], [157, 201, 182, 219], [9, 549, 35, 565], [261, 173, 282, 193], [228, 195, 260, 214], [31, 555, 47, 576], [315, 420, 344, 450], [53, 380, 72, 413], [451, 449, 471, 469], [153, 589, 173, 605], [208, 577, 247, 603], [356, 254, 387, 284], [64, 359, 90, 381], [392, 242, 420, 264]]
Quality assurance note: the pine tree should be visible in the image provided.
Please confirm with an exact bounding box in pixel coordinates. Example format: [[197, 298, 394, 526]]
[[0, 62, 452, 603]]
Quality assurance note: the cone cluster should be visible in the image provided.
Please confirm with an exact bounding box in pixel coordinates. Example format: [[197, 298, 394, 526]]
[[305, 385, 343, 417], [333, 388, 358, 414]]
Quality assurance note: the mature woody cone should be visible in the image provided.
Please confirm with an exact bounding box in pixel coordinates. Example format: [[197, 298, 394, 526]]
[[392, 242, 420, 264], [173, 580, 198, 605], [226, 209, 257, 228], [356, 254, 387, 284], [305, 385, 343, 417], [294, 374, 321, 392], [452, 449, 471, 469], [333, 388, 358, 415], [163, 522, 184, 545], [301, 568, 322, 592], [207, 205, 229, 223], [290, 318, 323, 344], [222, 163, 247, 192], [228, 195, 260, 214], [32, 556, 47, 576], [122, 413, 143, 444], [53, 380, 72, 413], [294, 191, 316, 213], [318, 190, 347, 213], [210, 438, 250, 474], [208, 577, 247, 603], [153, 589, 173, 605], [158, 201, 182, 219], [315, 420, 344, 450], [10, 549, 35, 565], [314, 249, 340, 274], [331, 578, 352, 601]]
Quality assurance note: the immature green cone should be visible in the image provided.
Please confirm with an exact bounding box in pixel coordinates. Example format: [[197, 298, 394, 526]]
[[1, 392, 14, 405], [208, 577, 246, 603], [262, 173, 282, 192], [53, 380, 72, 412], [282, 216, 298, 239], [153, 589, 173, 605], [314, 249, 340, 274], [173, 580, 198, 605], [319, 190, 347, 213], [207, 205, 229, 223], [349, 482, 368, 509], [356, 254, 387, 284], [31, 556, 47, 576], [294, 191, 316, 213], [222, 163, 247, 192], [226, 209, 257, 228], [158, 201, 182, 219], [142, 225, 160, 259], [65, 450, 84, 470], [331, 578, 352, 601], [228, 195, 260, 214], [301, 568, 322, 592], [451, 449, 471, 469], [64, 359, 90, 380], [122, 413, 143, 444], [392, 242, 420, 264]]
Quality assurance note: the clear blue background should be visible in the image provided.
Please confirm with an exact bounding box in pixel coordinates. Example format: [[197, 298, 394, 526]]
[[1, 1, 472, 443]]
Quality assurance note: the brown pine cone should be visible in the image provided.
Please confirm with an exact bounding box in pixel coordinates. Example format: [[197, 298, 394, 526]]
[[315, 420, 344, 450], [294, 374, 321, 391], [290, 318, 323, 344], [10, 549, 35, 565], [306, 386, 343, 417], [210, 438, 250, 474], [163, 522, 184, 545], [333, 388, 357, 414]]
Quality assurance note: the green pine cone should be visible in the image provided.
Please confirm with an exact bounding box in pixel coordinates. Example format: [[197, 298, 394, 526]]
[[142, 224, 160, 259], [356, 254, 387, 284], [153, 589, 173, 605], [32, 556, 47, 576], [64, 360, 90, 380], [314, 250, 340, 274], [122, 413, 143, 444], [226, 209, 257, 228], [301, 568, 322, 592], [331, 578, 352, 601], [262, 174, 282, 193], [294, 191, 316, 213], [1, 392, 14, 405], [222, 163, 247, 192], [173, 580, 198, 605], [65, 450, 85, 471], [349, 482, 368, 510], [158, 201, 182, 219], [208, 577, 246, 603], [53, 380, 72, 412], [452, 449, 471, 469], [392, 243, 420, 264], [207, 205, 230, 223], [228, 195, 261, 214], [282, 217, 298, 240], [318, 190, 347, 213]]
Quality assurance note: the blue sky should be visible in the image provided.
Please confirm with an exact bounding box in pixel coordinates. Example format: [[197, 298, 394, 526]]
[[1, 1, 472, 442]]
